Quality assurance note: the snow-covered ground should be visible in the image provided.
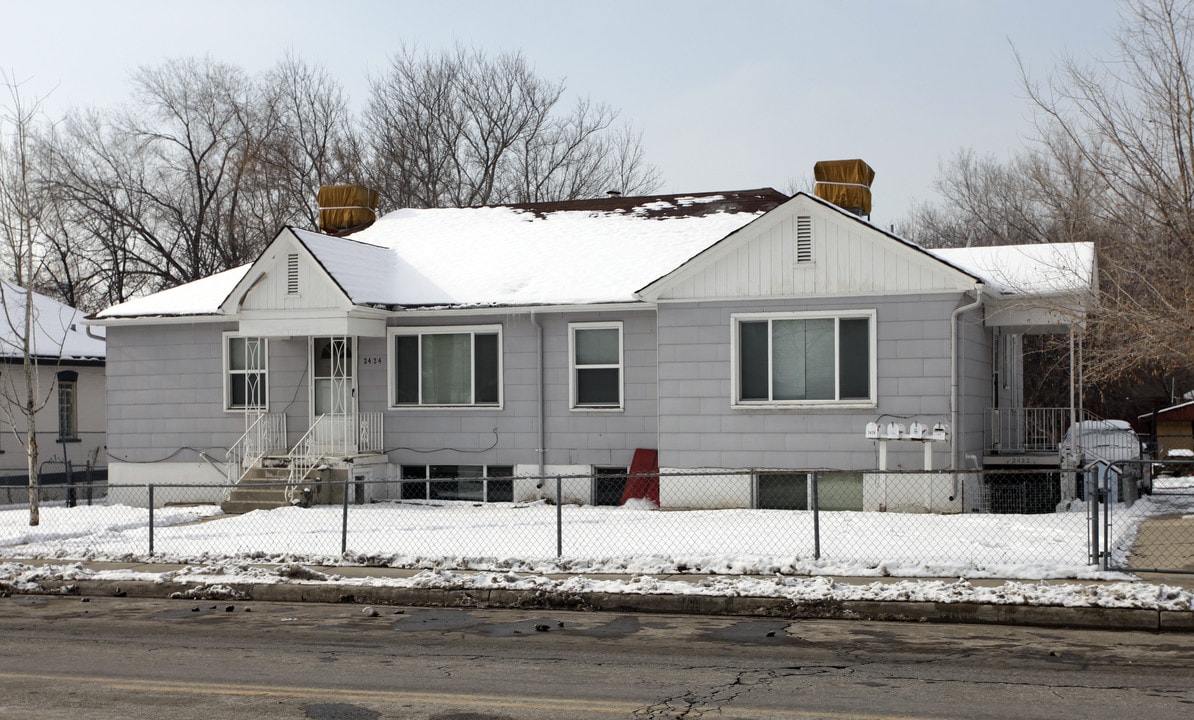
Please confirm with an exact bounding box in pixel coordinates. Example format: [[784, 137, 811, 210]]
[[1, 477, 1191, 611]]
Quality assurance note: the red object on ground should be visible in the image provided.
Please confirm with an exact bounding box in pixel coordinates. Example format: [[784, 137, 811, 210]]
[[620, 448, 660, 505]]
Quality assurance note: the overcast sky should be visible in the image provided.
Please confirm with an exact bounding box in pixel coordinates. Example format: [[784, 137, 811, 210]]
[[3, 0, 1126, 224]]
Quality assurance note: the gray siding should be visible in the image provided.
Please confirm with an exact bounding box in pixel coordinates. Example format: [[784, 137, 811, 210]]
[[958, 301, 993, 467], [107, 293, 994, 478], [656, 293, 983, 471], [106, 323, 237, 461], [378, 308, 657, 471]]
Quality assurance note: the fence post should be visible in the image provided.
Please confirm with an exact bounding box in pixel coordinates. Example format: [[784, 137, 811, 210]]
[[811, 471, 820, 560], [1101, 476, 1112, 572], [341, 475, 350, 555], [1086, 470, 1099, 567], [556, 475, 563, 558], [148, 484, 155, 556], [65, 459, 75, 508]]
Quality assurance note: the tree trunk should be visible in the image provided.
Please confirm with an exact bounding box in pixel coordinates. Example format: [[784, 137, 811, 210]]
[[26, 422, 38, 526]]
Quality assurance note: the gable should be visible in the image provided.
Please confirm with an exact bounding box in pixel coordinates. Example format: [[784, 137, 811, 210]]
[[638, 194, 979, 302], [224, 228, 355, 314]]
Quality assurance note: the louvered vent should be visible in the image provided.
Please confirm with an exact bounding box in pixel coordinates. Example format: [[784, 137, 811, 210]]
[[287, 253, 299, 294], [795, 216, 813, 264]]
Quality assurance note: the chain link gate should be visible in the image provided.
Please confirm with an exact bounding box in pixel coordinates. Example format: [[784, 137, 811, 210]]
[[1101, 459, 1194, 573]]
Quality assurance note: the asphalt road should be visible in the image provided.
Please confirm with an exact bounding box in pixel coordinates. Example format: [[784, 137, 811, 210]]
[[0, 594, 1192, 719]]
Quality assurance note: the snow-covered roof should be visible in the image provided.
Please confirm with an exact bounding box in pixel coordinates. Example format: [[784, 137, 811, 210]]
[[95, 190, 786, 317], [90, 187, 1096, 320], [94, 266, 249, 320], [929, 243, 1095, 296], [0, 281, 105, 360], [292, 229, 403, 306], [345, 192, 781, 307]]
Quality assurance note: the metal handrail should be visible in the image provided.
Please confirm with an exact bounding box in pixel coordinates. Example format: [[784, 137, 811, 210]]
[[286, 412, 384, 500], [989, 407, 1102, 453], [226, 411, 286, 484]]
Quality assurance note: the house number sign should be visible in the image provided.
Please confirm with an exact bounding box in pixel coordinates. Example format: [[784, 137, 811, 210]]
[[362, 357, 384, 365]]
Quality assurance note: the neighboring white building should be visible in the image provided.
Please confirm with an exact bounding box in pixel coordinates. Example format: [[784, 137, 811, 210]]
[[0, 281, 106, 500]]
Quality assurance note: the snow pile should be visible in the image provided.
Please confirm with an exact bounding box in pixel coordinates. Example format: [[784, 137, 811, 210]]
[[1, 561, 1190, 612], [0, 478, 1190, 610]]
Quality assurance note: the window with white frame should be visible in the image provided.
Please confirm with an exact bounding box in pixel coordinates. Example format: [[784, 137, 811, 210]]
[[733, 311, 874, 405], [225, 335, 268, 410], [389, 326, 501, 407], [570, 322, 622, 409]]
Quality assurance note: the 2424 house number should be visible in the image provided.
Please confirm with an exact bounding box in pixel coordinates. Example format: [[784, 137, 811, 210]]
[[361, 357, 384, 365]]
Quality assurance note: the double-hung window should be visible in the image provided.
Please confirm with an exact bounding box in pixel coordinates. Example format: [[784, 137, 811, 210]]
[[225, 335, 268, 410], [570, 322, 622, 409], [389, 325, 502, 407], [733, 311, 874, 406]]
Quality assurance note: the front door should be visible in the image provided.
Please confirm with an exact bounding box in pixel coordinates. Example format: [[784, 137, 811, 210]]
[[311, 337, 356, 452]]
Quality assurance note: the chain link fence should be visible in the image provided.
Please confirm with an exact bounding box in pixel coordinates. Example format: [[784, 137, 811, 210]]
[[0, 461, 106, 506], [5, 467, 1171, 577], [1100, 459, 1194, 573]]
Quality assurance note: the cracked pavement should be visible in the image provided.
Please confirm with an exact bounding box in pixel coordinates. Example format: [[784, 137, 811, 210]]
[[1, 595, 1192, 719]]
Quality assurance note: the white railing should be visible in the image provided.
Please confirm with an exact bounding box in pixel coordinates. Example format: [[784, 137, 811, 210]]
[[286, 412, 384, 494], [226, 411, 286, 483], [989, 407, 1100, 453]]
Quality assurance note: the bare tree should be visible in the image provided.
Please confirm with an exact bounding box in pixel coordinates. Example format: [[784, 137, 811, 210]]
[[903, 137, 1108, 250], [251, 54, 362, 234], [1017, 0, 1194, 384], [48, 57, 261, 292], [364, 46, 659, 209], [0, 72, 54, 525]]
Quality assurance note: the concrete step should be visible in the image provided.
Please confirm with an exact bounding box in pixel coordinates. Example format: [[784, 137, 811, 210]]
[[240, 467, 293, 481], [220, 499, 294, 514], [226, 488, 289, 503]]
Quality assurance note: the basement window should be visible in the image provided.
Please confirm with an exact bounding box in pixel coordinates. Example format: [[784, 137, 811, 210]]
[[399, 465, 514, 502]]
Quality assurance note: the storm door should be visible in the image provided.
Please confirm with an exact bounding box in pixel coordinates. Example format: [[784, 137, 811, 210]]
[[310, 337, 357, 451]]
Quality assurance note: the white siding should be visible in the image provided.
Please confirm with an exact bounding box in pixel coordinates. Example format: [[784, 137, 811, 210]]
[[239, 233, 350, 312], [650, 197, 978, 301]]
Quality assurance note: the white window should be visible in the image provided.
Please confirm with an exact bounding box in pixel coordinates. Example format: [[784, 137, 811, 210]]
[[569, 322, 623, 410], [732, 310, 875, 406], [389, 325, 502, 407], [224, 334, 268, 410]]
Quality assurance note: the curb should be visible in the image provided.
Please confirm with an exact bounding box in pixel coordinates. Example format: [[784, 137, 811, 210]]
[[13, 577, 1192, 632]]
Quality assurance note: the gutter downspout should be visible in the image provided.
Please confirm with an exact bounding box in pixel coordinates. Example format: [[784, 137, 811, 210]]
[[531, 310, 545, 478], [950, 283, 985, 501]]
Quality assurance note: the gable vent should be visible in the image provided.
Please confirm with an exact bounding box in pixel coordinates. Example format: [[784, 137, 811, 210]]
[[287, 253, 299, 294], [795, 216, 813, 264]]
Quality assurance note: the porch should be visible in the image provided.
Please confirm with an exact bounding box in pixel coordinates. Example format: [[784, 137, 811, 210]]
[[223, 410, 385, 513], [987, 406, 1100, 458]]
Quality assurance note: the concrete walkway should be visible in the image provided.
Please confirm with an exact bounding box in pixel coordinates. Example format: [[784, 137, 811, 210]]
[[5, 558, 1193, 633]]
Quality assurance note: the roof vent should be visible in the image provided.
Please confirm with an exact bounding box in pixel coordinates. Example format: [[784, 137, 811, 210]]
[[606, 190, 622, 197], [813, 159, 875, 218], [317, 185, 380, 236]]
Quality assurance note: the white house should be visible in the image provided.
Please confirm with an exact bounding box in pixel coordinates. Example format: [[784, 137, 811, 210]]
[[0, 281, 106, 501], [88, 173, 1096, 512]]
